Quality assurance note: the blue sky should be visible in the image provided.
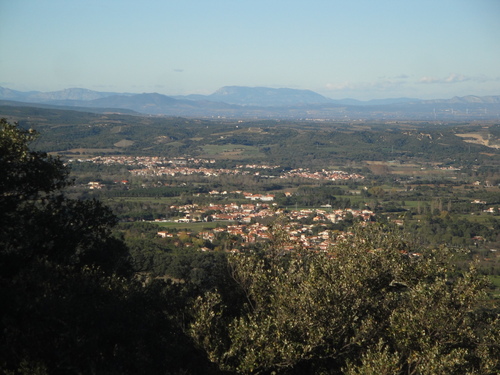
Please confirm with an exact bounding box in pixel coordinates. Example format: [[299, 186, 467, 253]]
[[1, 0, 499, 100]]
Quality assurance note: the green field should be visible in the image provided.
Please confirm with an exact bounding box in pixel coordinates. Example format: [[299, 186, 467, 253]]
[[488, 275, 500, 298], [107, 196, 177, 204], [152, 221, 233, 232], [200, 144, 263, 159]]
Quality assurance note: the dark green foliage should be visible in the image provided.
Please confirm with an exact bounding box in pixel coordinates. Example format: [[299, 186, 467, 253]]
[[279, 185, 350, 208], [0, 119, 214, 374], [405, 213, 500, 246], [2, 264, 187, 374], [106, 185, 208, 198], [190, 223, 500, 374], [0, 119, 131, 278]]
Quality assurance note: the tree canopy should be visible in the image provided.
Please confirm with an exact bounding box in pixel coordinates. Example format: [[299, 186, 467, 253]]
[[0, 119, 214, 374], [190, 222, 500, 374]]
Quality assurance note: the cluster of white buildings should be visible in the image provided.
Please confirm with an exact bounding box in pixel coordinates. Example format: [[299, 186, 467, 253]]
[[71, 155, 364, 182], [156, 202, 375, 251], [281, 168, 364, 181]]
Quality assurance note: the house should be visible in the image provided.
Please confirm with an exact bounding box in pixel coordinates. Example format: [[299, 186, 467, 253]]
[[157, 231, 173, 238], [88, 181, 102, 189]]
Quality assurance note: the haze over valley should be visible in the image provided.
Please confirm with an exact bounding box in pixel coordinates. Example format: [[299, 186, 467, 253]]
[[2, 85, 499, 120]]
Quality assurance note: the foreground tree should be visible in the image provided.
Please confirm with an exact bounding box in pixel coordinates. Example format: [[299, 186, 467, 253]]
[[190, 222, 500, 374], [0, 119, 213, 374]]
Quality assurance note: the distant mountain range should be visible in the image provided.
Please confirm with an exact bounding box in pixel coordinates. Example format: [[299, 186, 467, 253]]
[[177, 86, 422, 107], [1, 86, 499, 120]]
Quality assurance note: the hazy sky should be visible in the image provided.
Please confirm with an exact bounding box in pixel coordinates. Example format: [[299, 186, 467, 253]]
[[1, 0, 499, 100]]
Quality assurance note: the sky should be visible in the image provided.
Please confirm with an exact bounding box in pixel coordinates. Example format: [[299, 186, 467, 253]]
[[1, 0, 499, 100]]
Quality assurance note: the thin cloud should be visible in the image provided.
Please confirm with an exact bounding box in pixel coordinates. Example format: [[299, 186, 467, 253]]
[[173, 69, 184, 73], [325, 78, 407, 92], [419, 76, 440, 84], [419, 73, 470, 84], [445, 73, 469, 83]]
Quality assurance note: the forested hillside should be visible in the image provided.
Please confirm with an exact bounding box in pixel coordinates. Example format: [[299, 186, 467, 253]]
[[1, 104, 500, 169]]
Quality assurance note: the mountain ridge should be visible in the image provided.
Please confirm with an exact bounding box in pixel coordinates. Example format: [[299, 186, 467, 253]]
[[1, 86, 499, 120]]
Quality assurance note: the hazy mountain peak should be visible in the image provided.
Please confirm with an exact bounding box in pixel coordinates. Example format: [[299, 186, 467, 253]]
[[208, 86, 332, 106], [39, 88, 110, 101]]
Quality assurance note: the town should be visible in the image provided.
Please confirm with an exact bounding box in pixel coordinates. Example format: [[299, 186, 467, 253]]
[[73, 155, 364, 182], [155, 201, 375, 252]]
